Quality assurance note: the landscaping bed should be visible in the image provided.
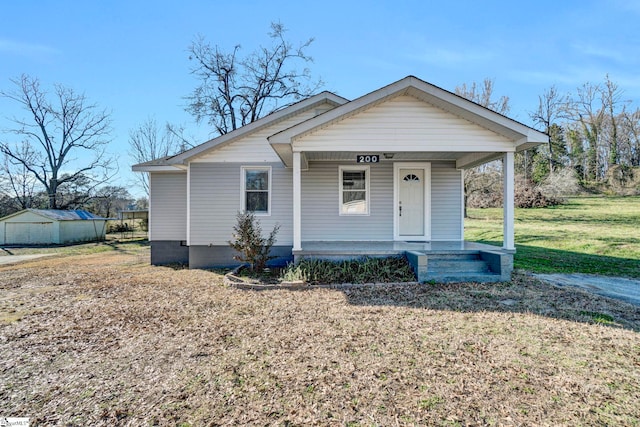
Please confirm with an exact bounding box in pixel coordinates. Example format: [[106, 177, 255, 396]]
[[225, 256, 417, 289]]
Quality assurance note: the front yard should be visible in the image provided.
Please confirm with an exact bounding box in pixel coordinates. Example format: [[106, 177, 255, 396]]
[[1, 243, 639, 425]]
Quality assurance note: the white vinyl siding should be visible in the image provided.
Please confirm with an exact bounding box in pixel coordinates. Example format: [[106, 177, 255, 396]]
[[302, 162, 393, 241], [192, 102, 338, 163], [149, 172, 187, 241], [294, 95, 514, 152], [301, 161, 462, 241], [431, 162, 463, 240], [187, 161, 461, 245], [190, 163, 292, 246]]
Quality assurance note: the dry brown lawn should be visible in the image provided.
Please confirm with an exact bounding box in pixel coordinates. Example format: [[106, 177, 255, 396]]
[[1, 244, 640, 426]]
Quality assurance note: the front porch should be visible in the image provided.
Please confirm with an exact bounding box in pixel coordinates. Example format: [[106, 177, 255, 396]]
[[294, 241, 514, 283]]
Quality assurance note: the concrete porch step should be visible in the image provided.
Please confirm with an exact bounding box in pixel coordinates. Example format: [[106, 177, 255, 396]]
[[422, 252, 482, 261], [427, 259, 491, 274], [406, 250, 512, 283], [422, 272, 504, 283]]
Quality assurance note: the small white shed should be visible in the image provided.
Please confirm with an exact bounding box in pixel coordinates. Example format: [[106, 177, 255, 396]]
[[0, 209, 108, 245]]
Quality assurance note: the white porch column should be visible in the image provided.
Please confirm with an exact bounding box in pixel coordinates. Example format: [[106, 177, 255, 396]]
[[503, 152, 515, 251], [293, 151, 302, 251]]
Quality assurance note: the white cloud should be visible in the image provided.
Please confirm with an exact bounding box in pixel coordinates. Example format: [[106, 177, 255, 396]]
[[0, 38, 59, 59], [570, 42, 630, 64]]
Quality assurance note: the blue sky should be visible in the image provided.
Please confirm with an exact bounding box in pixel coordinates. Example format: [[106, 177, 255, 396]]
[[2, 0, 639, 197]]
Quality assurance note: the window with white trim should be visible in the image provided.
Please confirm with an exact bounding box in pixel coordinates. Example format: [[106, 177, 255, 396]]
[[339, 165, 369, 215], [241, 166, 271, 215]]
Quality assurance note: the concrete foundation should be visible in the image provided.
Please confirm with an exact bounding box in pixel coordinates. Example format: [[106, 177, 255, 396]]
[[188, 245, 294, 269], [150, 240, 190, 266]]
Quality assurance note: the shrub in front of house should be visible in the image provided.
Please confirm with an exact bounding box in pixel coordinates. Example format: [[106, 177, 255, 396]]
[[228, 211, 280, 272], [280, 256, 416, 285]]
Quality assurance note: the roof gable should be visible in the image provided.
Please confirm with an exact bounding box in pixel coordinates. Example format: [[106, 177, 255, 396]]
[[269, 76, 547, 146], [294, 94, 515, 150], [268, 75, 548, 167], [132, 91, 348, 171]]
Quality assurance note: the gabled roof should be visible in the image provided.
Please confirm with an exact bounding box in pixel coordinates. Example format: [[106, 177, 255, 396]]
[[132, 91, 348, 171], [0, 209, 107, 222], [268, 76, 548, 167]]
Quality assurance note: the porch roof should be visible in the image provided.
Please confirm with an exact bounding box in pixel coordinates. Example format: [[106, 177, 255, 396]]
[[269, 76, 548, 170]]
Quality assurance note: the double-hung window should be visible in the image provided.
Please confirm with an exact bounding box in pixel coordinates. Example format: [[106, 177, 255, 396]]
[[242, 166, 271, 215], [339, 165, 369, 215]]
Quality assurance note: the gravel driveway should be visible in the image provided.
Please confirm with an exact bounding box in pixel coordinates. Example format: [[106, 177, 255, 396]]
[[0, 254, 56, 265], [534, 273, 640, 306]]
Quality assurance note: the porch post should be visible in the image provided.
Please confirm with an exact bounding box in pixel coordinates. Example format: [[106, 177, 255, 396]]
[[503, 152, 515, 251], [293, 151, 302, 251]]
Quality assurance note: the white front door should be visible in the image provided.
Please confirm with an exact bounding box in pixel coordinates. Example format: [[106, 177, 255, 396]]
[[395, 163, 430, 240]]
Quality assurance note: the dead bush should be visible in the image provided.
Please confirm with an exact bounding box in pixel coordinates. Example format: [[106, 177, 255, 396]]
[[466, 169, 569, 210], [465, 166, 502, 209], [538, 167, 583, 198], [467, 190, 502, 208], [515, 176, 563, 208]]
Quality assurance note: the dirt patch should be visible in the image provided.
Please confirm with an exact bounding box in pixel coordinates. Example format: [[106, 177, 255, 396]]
[[1, 249, 640, 426]]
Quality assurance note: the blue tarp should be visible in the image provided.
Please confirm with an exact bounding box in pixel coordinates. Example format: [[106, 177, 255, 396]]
[[29, 209, 107, 221]]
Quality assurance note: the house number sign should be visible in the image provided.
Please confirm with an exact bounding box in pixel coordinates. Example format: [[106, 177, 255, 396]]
[[356, 154, 379, 163]]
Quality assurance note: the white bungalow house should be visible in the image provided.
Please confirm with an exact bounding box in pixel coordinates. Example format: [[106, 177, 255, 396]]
[[133, 76, 548, 282]]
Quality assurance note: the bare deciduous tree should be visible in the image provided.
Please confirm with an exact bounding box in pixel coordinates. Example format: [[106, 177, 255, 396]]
[[621, 108, 640, 166], [0, 75, 115, 209], [530, 86, 570, 173], [567, 76, 629, 182], [1, 142, 41, 210], [455, 78, 510, 216], [128, 118, 189, 196], [455, 78, 510, 116], [570, 81, 605, 181], [186, 22, 322, 135], [88, 185, 133, 218], [601, 75, 627, 167]]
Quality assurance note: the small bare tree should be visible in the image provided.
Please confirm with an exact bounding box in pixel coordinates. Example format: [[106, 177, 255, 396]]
[[186, 21, 322, 135], [128, 118, 190, 196], [0, 75, 115, 209], [530, 85, 570, 173]]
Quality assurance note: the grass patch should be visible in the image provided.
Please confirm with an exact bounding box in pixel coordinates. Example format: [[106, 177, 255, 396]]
[[0, 237, 149, 257], [465, 196, 640, 277], [580, 310, 616, 325]]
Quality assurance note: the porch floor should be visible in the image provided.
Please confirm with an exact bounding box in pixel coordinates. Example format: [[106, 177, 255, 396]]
[[295, 240, 511, 256], [294, 241, 514, 283]]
